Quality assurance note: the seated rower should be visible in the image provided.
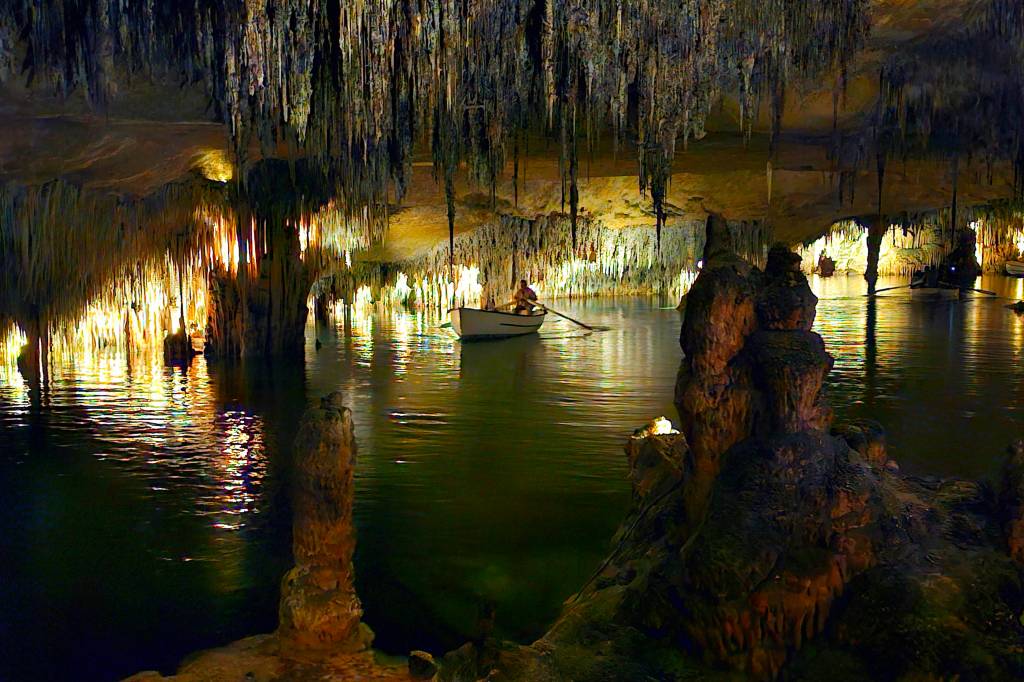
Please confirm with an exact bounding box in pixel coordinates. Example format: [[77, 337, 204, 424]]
[[513, 279, 538, 314]]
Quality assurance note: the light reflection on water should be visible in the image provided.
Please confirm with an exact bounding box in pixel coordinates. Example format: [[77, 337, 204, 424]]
[[813, 274, 1024, 479], [3, 286, 1024, 680]]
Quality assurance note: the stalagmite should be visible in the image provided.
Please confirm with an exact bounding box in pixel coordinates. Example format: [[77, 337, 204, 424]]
[[279, 392, 365, 653]]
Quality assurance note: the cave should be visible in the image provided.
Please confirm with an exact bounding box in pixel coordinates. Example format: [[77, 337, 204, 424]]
[[1, 1, 1024, 681]]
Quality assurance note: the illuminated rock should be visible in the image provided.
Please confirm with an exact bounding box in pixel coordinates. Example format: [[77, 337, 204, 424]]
[[747, 330, 833, 434], [453, 240, 1024, 682]]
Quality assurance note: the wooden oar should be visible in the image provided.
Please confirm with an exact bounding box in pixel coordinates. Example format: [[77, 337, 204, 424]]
[[865, 284, 911, 296], [965, 287, 997, 296], [538, 303, 595, 331]]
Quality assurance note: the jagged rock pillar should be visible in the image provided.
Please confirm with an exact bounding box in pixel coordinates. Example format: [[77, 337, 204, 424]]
[[999, 440, 1024, 564], [675, 214, 761, 520], [862, 216, 886, 294], [278, 391, 364, 653]]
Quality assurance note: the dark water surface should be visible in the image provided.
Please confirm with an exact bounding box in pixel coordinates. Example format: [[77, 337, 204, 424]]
[[2, 280, 1024, 680]]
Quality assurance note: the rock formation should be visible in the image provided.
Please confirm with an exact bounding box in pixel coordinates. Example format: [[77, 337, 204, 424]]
[[205, 214, 313, 359], [128, 223, 1023, 682], [1001, 440, 1024, 565], [278, 391, 364, 653], [435, 215, 1024, 681]]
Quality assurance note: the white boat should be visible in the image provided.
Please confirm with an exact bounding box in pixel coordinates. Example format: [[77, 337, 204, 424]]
[[450, 307, 546, 340], [1006, 261, 1024, 277], [909, 285, 961, 300], [909, 269, 964, 300]]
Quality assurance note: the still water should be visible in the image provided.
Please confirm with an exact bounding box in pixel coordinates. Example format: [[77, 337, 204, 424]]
[[2, 277, 1024, 681]]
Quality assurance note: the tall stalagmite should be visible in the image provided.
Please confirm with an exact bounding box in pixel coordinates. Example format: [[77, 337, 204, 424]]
[[278, 392, 364, 652]]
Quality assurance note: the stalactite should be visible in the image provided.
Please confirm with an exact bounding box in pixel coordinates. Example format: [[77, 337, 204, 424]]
[[354, 214, 774, 309], [0, 178, 225, 338], [2, 0, 871, 228], [798, 204, 1024, 278], [872, 1, 1024, 199]]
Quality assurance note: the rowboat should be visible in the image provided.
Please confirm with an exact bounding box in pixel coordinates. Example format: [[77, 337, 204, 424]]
[[450, 307, 546, 340], [909, 284, 961, 300], [910, 270, 962, 300], [1006, 261, 1024, 277]]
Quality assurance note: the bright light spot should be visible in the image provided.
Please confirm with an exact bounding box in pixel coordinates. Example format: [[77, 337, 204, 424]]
[[0, 324, 28, 375], [195, 149, 234, 182], [393, 272, 413, 303], [354, 285, 374, 307], [650, 417, 678, 435], [453, 265, 482, 306], [634, 416, 680, 438]]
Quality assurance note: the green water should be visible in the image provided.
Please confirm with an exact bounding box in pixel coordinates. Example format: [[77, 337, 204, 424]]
[[2, 282, 1024, 680]]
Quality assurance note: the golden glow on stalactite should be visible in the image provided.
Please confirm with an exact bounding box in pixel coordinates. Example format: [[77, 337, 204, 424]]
[[194, 150, 235, 183], [0, 256, 210, 369], [1, 0, 874, 245], [0, 188, 387, 367]]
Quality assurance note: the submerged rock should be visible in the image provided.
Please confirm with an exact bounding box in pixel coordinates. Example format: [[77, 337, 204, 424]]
[[408, 650, 437, 679]]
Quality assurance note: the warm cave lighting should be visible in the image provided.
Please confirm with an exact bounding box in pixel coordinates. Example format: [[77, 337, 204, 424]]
[[633, 416, 680, 439], [195, 149, 234, 183], [4, 0, 1024, 679]]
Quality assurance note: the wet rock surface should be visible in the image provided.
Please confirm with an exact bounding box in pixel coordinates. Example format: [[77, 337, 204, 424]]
[[440, 227, 1024, 681], [1000, 440, 1024, 565]]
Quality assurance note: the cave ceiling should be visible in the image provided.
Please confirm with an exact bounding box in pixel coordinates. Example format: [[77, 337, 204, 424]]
[[0, 0, 1020, 259]]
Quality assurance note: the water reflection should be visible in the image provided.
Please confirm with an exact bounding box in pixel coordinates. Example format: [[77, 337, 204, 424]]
[[0, 353, 294, 681], [814, 274, 1024, 478], [4, 287, 1024, 681]]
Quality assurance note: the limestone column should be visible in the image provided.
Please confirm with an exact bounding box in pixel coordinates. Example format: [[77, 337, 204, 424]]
[[278, 392, 364, 652], [862, 216, 886, 294], [205, 210, 313, 358]]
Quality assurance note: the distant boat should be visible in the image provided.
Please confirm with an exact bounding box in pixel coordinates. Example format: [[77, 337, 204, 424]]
[[450, 307, 546, 340], [1006, 261, 1024, 277]]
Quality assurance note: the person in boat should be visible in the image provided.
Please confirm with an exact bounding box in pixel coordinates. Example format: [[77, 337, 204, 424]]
[[513, 279, 538, 314], [942, 227, 982, 289]]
